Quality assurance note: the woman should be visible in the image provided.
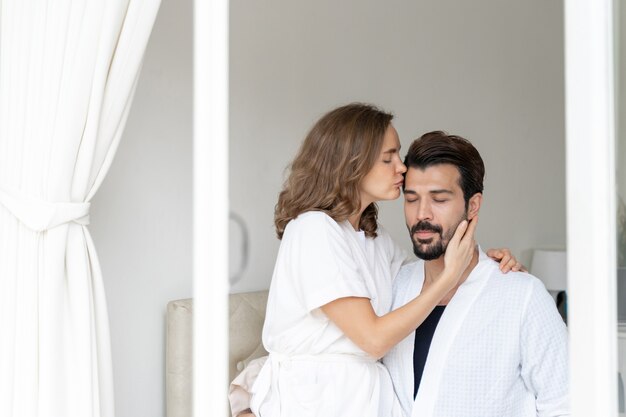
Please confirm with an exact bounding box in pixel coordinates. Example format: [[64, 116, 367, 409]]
[[235, 103, 521, 417]]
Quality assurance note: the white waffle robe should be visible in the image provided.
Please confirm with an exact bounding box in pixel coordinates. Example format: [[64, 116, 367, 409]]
[[383, 249, 570, 417], [250, 211, 406, 417]]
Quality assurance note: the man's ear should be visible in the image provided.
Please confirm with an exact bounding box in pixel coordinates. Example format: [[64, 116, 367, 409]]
[[467, 193, 482, 220]]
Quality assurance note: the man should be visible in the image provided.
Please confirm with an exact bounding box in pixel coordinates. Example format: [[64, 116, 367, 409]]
[[383, 131, 569, 416]]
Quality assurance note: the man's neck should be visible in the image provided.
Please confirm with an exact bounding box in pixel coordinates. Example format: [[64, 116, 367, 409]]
[[423, 247, 480, 305]]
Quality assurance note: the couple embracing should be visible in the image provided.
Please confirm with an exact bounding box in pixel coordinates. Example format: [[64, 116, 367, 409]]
[[230, 104, 569, 417]]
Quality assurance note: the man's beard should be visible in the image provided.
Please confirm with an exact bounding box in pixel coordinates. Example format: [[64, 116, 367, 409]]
[[410, 214, 468, 261]]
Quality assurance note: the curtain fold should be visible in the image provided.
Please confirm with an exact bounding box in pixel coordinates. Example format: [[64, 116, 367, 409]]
[[0, 1, 161, 416]]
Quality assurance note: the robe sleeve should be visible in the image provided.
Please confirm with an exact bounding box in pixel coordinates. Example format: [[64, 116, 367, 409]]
[[287, 212, 371, 312], [519, 278, 570, 416]]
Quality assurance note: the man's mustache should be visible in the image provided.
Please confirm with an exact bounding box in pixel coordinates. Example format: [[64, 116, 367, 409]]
[[410, 221, 443, 236]]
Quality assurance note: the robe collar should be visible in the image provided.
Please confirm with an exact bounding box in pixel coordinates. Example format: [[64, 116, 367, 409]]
[[409, 247, 493, 417]]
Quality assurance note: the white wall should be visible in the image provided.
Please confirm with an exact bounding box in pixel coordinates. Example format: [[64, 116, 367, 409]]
[[230, 0, 566, 293], [89, 0, 193, 416], [616, 0, 626, 345], [618, 0, 626, 267], [90, 0, 566, 416]]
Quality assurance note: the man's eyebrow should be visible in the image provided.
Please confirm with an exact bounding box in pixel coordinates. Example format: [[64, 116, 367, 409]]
[[403, 189, 454, 196]]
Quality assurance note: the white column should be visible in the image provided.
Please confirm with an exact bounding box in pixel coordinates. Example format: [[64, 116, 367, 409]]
[[193, 0, 229, 416], [565, 0, 618, 416]]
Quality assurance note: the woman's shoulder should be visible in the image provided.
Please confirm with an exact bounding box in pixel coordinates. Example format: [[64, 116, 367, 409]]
[[280, 211, 356, 264], [284, 211, 344, 236], [291, 210, 337, 225]]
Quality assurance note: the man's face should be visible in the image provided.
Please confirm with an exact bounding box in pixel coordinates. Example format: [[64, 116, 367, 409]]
[[403, 164, 470, 260]]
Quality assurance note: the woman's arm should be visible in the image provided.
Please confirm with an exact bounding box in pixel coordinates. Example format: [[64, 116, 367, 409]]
[[321, 217, 477, 359]]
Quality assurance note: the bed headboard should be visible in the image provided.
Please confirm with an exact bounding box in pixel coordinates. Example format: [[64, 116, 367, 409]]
[[165, 291, 269, 417]]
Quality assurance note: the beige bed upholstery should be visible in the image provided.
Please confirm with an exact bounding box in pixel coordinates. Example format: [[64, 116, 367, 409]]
[[165, 290, 269, 417]]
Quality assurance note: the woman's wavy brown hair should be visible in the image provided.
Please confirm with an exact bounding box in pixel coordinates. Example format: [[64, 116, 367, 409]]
[[274, 103, 394, 239]]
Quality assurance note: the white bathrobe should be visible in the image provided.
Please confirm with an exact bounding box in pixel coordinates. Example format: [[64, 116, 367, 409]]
[[383, 249, 570, 417], [249, 211, 406, 417]]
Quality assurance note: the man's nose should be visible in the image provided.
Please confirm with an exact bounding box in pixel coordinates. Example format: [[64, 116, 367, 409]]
[[416, 202, 433, 221]]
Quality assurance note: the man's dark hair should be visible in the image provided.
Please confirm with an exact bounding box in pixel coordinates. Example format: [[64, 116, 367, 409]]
[[404, 131, 485, 205]]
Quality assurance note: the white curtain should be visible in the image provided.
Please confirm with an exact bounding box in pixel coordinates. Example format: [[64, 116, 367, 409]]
[[0, 1, 160, 416]]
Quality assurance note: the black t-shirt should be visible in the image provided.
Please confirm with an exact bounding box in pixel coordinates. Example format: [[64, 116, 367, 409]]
[[413, 305, 446, 398]]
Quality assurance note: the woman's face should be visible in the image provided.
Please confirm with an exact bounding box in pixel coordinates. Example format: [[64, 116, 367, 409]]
[[360, 125, 407, 207]]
